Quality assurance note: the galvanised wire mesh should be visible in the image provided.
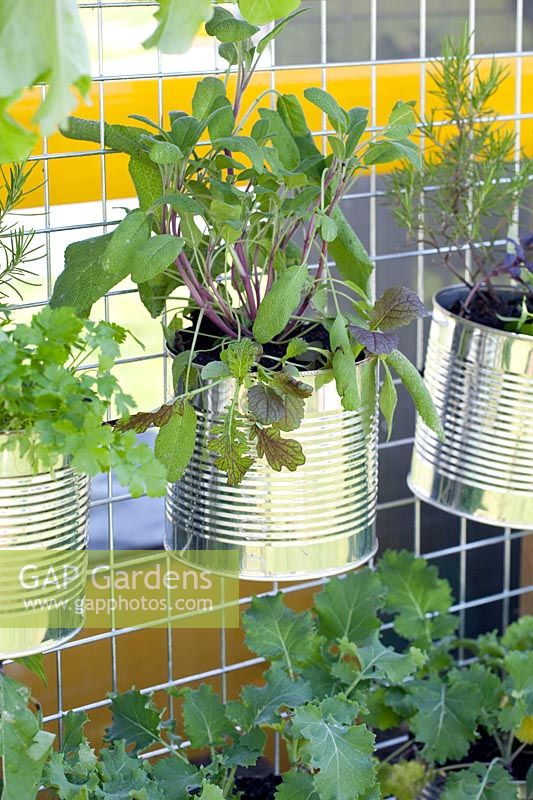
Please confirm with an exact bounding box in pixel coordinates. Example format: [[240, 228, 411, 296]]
[[4, 0, 533, 753]]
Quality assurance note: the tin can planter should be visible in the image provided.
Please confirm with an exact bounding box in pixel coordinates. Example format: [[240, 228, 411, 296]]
[[0, 436, 89, 660], [409, 286, 533, 529], [164, 360, 379, 580]]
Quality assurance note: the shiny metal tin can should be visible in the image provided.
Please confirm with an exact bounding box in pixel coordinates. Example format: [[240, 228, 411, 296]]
[[0, 436, 89, 659], [409, 286, 533, 529], [164, 360, 379, 580]]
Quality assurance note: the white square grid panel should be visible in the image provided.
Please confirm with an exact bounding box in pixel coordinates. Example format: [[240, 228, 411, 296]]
[[4, 0, 532, 752]]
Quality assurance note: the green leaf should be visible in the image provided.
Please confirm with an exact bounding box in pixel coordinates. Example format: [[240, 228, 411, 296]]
[[365, 138, 421, 169], [256, 9, 306, 55], [346, 107, 369, 155], [96, 741, 152, 799], [284, 338, 309, 362], [192, 77, 227, 119], [442, 762, 516, 800], [328, 208, 373, 295], [45, 742, 98, 800], [409, 674, 480, 764], [0, 98, 38, 163], [154, 402, 197, 482], [251, 425, 306, 472], [500, 651, 533, 731], [239, 0, 301, 25], [149, 140, 184, 165], [334, 634, 426, 687], [270, 371, 312, 432], [380, 361, 397, 440], [370, 286, 427, 330], [143, 0, 214, 54], [224, 727, 266, 768], [329, 313, 360, 411], [215, 135, 265, 173], [502, 616, 533, 652], [385, 100, 417, 140], [385, 350, 445, 442], [61, 116, 148, 156], [105, 689, 163, 754], [248, 384, 286, 425], [182, 684, 231, 748], [0, 674, 55, 800], [236, 670, 312, 727], [207, 97, 235, 140], [315, 568, 384, 644], [131, 235, 183, 283], [253, 264, 308, 344], [221, 339, 260, 381], [205, 6, 259, 41], [0, 0, 90, 149], [378, 759, 428, 800], [151, 192, 203, 216], [304, 87, 349, 133], [378, 550, 457, 646], [275, 771, 320, 800], [321, 215, 338, 242], [257, 109, 300, 170], [51, 210, 151, 315], [171, 115, 203, 151], [207, 407, 254, 486], [151, 758, 202, 800], [14, 653, 47, 685], [243, 592, 316, 674], [198, 784, 225, 800], [129, 155, 164, 211], [291, 704, 376, 800], [62, 711, 90, 755], [201, 361, 231, 380]]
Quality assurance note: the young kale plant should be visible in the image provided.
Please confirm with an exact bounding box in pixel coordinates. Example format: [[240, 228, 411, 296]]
[[50, 8, 443, 486], [6, 551, 533, 800], [389, 28, 533, 322], [0, 306, 166, 497]]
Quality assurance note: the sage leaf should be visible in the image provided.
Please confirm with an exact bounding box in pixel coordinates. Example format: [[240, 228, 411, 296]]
[[205, 6, 259, 42], [192, 77, 227, 119], [304, 87, 349, 133], [149, 140, 184, 165], [61, 116, 147, 156], [215, 135, 265, 174], [129, 155, 164, 211], [330, 313, 360, 411], [143, 0, 214, 54], [239, 0, 301, 25], [380, 362, 398, 440], [385, 349, 445, 441], [201, 361, 231, 380], [370, 286, 427, 330], [320, 215, 338, 242], [385, 99, 417, 139], [253, 264, 308, 344], [131, 235, 183, 283], [252, 425, 306, 472], [364, 138, 422, 169], [328, 207, 373, 295], [256, 9, 306, 55], [154, 402, 197, 482]]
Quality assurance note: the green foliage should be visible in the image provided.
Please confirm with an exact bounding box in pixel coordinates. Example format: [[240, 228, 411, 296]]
[[7, 553, 533, 800], [378, 550, 457, 647], [48, 8, 436, 485], [0, 307, 166, 496], [154, 402, 197, 482], [0, 0, 90, 162], [389, 28, 533, 293], [0, 673, 55, 800], [384, 350, 445, 442]]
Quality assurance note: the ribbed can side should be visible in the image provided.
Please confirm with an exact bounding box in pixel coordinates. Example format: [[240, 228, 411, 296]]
[[409, 286, 533, 529], [164, 359, 379, 580], [0, 437, 89, 659]]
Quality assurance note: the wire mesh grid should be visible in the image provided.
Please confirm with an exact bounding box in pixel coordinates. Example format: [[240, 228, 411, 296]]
[[4, 0, 533, 754]]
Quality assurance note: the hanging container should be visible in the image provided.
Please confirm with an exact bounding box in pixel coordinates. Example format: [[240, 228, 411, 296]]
[[164, 360, 379, 580], [409, 286, 533, 529], [0, 435, 89, 660]]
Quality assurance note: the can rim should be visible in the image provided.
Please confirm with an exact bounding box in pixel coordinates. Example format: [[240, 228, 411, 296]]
[[165, 343, 375, 376], [433, 284, 533, 344]]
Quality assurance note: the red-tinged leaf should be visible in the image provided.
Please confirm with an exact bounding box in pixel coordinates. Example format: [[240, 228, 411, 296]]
[[251, 425, 305, 472], [370, 286, 427, 331]]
